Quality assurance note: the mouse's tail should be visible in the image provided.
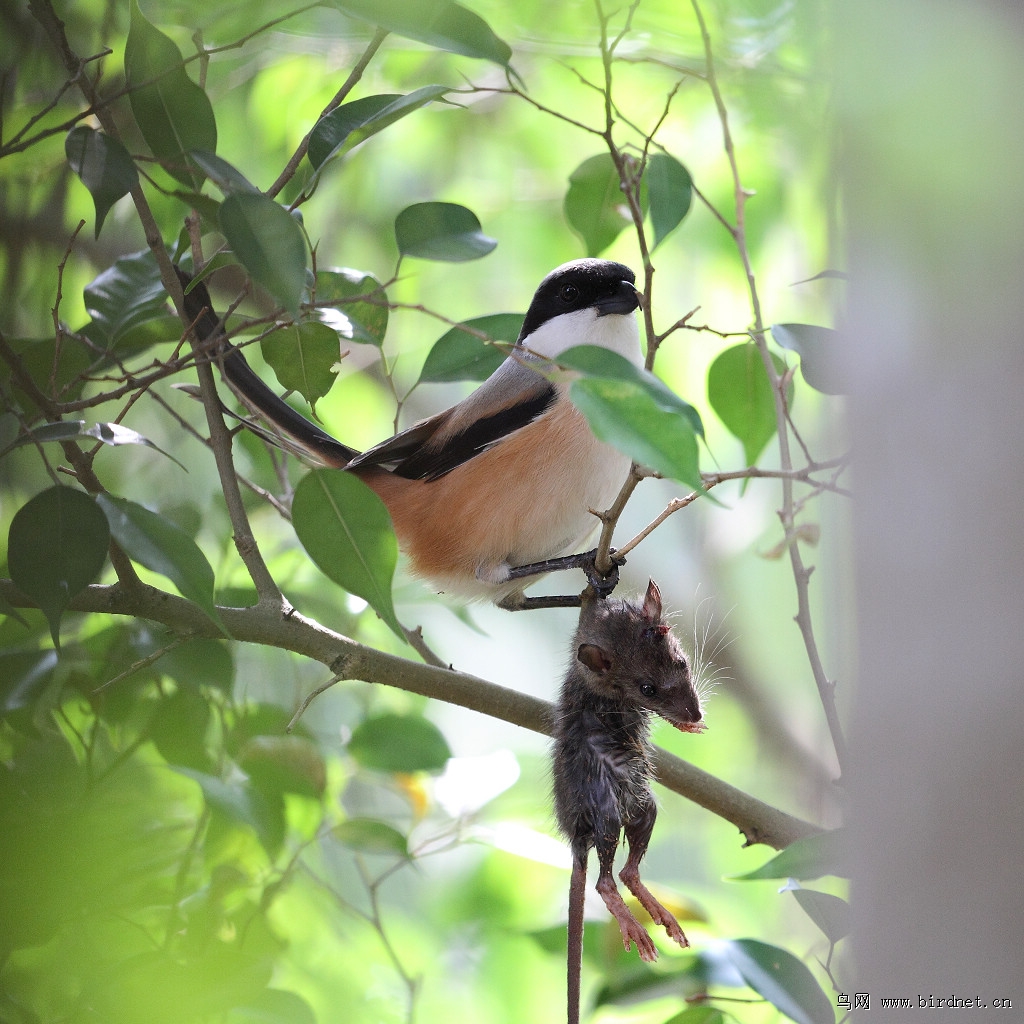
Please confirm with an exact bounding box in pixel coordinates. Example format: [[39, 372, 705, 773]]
[[175, 267, 358, 469], [567, 856, 587, 1024]]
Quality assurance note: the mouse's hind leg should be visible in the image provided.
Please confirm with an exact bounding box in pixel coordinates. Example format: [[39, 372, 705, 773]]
[[619, 797, 689, 948], [593, 831, 659, 961]]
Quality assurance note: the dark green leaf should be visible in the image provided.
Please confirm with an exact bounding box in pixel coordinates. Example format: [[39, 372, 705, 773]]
[[308, 86, 449, 172], [330, 0, 511, 66], [0, 336, 92, 413], [565, 154, 646, 257], [158, 638, 234, 693], [557, 345, 704, 436], [647, 152, 693, 249], [334, 818, 410, 857], [8, 486, 110, 648], [348, 712, 451, 773], [417, 313, 522, 383], [724, 938, 834, 1024], [792, 888, 851, 943], [260, 321, 342, 407], [730, 830, 846, 881], [0, 419, 185, 469], [83, 249, 170, 348], [0, 650, 58, 719], [96, 494, 227, 635], [150, 687, 213, 771], [238, 735, 327, 799], [188, 149, 258, 195], [65, 127, 139, 237], [569, 378, 703, 491], [175, 768, 285, 856], [124, 0, 217, 189], [395, 202, 497, 262], [707, 343, 789, 464], [312, 268, 389, 346], [291, 469, 402, 637], [771, 323, 846, 395], [219, 192, 307, 316]]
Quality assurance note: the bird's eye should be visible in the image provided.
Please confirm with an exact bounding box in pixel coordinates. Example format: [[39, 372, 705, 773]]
[[559, 284, 580, 303], [639, 682, 657, 699]]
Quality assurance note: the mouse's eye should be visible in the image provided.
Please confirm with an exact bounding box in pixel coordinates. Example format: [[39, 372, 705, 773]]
[[639, 682, 657, 699], [558, 283, 580, 303]]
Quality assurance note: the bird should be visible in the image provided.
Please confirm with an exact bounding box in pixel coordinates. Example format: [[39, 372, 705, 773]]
[[178, 258, 642, 609]]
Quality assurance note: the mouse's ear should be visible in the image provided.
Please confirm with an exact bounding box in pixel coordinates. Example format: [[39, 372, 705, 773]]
[[577, 643, 612, 674], [642, 579, 662, 621]]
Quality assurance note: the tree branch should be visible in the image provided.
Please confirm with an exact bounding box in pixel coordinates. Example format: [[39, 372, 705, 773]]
[[0, 577, 821, 851]]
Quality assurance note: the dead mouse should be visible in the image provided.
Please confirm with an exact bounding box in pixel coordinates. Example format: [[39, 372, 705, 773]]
[[552, 579, 705, 1024]]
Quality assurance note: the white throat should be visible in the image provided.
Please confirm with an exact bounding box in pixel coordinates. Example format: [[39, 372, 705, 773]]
[[520, 308, 642, 366]]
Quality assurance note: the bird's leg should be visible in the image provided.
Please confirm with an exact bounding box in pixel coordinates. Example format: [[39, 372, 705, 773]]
[[500, 548, 624, 610]]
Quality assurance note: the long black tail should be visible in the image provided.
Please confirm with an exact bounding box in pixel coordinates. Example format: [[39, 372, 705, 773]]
[[567, 857, 587, 1024], [175, 267, 357, 468]]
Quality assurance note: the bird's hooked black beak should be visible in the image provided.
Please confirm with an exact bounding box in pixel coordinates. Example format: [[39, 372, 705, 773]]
[[594, 279, 642, 317]]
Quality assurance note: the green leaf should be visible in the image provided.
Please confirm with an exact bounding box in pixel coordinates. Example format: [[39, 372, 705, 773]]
[[83, 249, 170, 348], [334, 818, 410, 857], [661, 1009, 728, 1024], [570, 378, 702, 490], [730, 830, 846, 881], [417, 313, 522, 383], [771, 323, 846, 395], [564, 153, 646, 257], [0, 419, 185, 470], [238, 735, 327, 799], [150, 687, 213, 771], [124, 0, 217, 189], [7, 486, 110, 649], [187, 149, 258, 195], [175, 768, 285, 856], [312, 268, 389, 346], [791, 888, 851, 943], [647, 153, 693, 249], [291, 469, 402, 637], [557, 345, 704, 436], [307, 86, 449, 172], [707, 343, 789, 465], [96, 494, 227, 635], [260, 321, 342, 408], [723, 938, 834, 1024], [347, 712, 451, 773], [329, 0, 511, 66], [65, 127, 139, 237], [159, 638, 234, 693], [219, 192, 307, 316], [0, 336, 92, 413], [395, 202, 497, 262], [0, 650, 58, 722], [227, 989, 317, 1024]]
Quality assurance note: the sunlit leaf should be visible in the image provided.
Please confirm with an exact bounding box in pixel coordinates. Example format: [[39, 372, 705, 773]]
[[730, 830, 847, 881], [0, 419, 185, 469], [723, 938, 834, 1024], [334, 818, 410, 857], [395, 202, 497, 262], [238, 735, 327, 799], [65, 127, 139, 237], [565, 153, 646, 257], [219, 192, 307, 316], [124, 0, 217, 189], [7, 486, 110, 649], [330, 0, 512, 66], [707, 343, 789, 464], [570, 377, 702, 490], [417, 313, 522, 383], [791, 887, 851, 943], [308, 86, 449, 172], [260, 321, 341, 408], [647, 152, 693, 249], [771, 322, 846, 395], [348, 713, 451, 773], [96, 494, 227, 636], [291, 470, 402, 637], [312, 268, 389, 346]]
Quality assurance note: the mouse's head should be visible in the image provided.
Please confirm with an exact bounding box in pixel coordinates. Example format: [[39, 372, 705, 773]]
[[575, 580, 705, 733]]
